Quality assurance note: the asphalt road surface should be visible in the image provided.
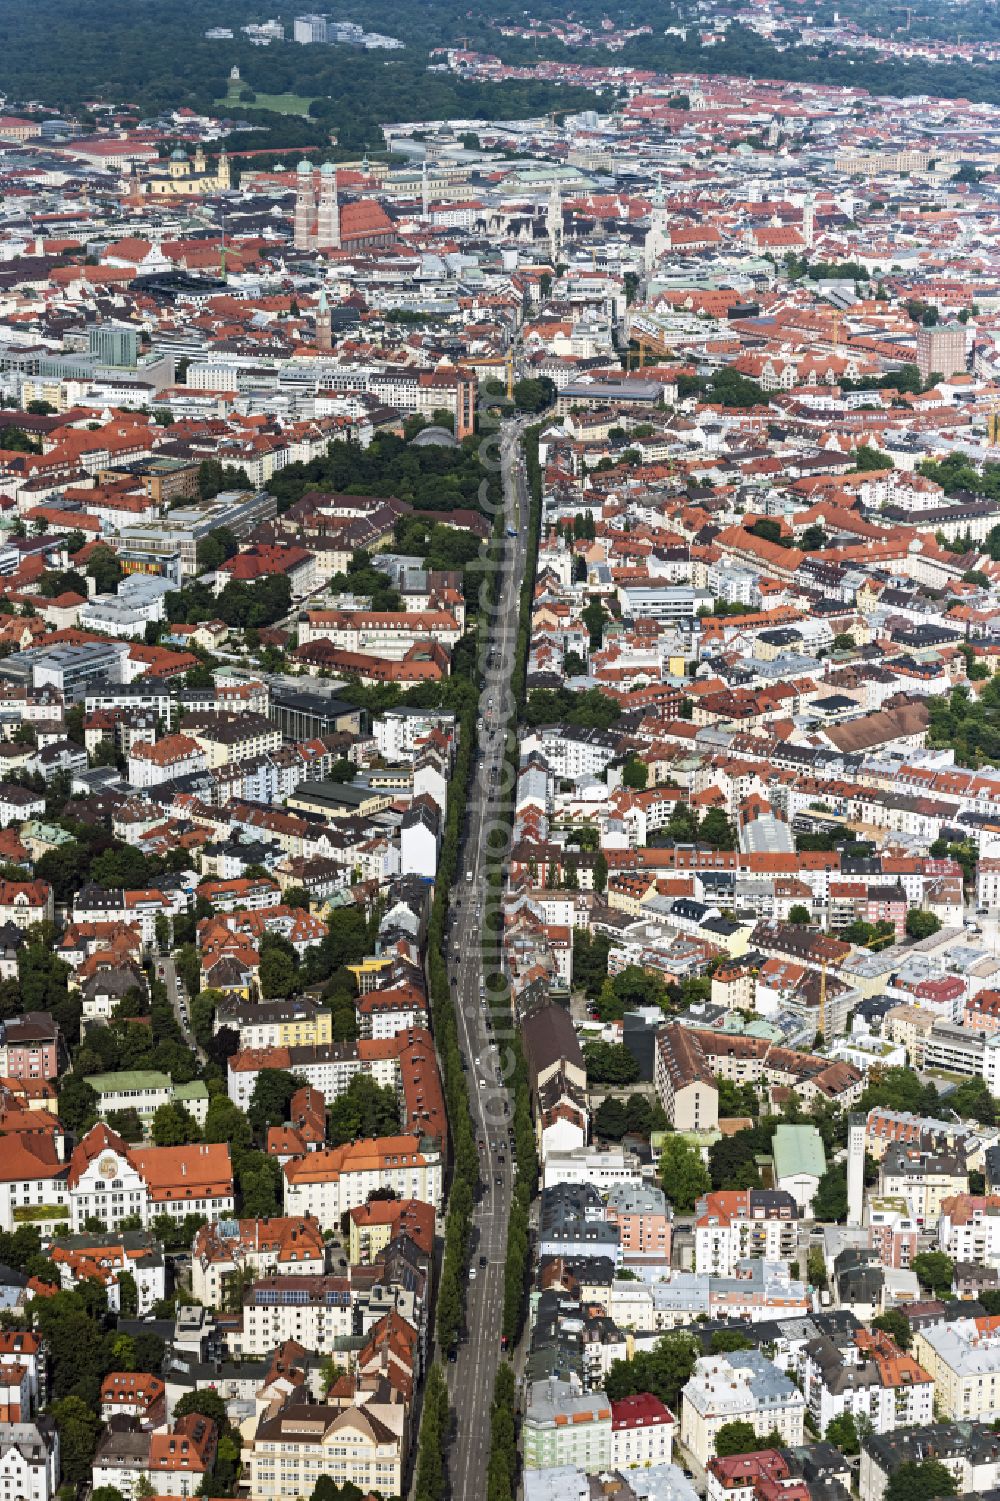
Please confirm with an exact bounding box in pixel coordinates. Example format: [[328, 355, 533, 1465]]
[[443, 417, 532, 1498], [158, 953, 207, 1066]]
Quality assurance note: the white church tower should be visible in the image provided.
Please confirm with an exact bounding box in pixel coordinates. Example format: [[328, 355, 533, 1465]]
[[644, 177, 669, 278], [802, 191, 816, 251], [547, 181, 563, 263]]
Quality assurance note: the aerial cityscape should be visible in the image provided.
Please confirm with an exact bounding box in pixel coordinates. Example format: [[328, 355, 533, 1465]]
[[8, 1, 1000, 1500]]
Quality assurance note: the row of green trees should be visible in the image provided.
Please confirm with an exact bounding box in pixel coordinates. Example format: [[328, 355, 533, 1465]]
[[480, 426, 546, 1501], [412, 429, 525, 1498], [412, 1363, 450, 1501], [428, 694, 478, 1358]]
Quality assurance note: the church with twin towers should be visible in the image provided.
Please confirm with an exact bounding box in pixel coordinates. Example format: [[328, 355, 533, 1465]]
[[294, 160, 340, 251], [292, 160, 395, 253]]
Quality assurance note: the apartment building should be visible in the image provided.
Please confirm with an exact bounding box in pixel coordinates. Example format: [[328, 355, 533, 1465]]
[[67, 1125, 233, 1232], [610, 1393, 675, 1470], [215, 996, 333, 1052], [50, 1230, 165, 1315], [801, 1328, 933, 1437], [234, 1275, 354, 1357], [190, 1216, 326, 1307], [0, 1132, 68, 1233], [100, 1373, 167, 1429], [146, 1413, 217, 1498], [298, 609, 463, 658], [523, 1379, 612, 1472], [183, 711, 282, 769], [127, 734, 205, 788], [0, 1421, 59, 1501], [0, 1015, 62, 1081], [859, 1423, 1000, 1501], [348, 1197, 435, 1267], [0, 1334, 44, 1424], [938, 1194, 1000, 1264], [913, 1316, 1000, 1419], [654, 1024, 861, 1129], [604, 1184, 672, 1266], [283, 1135, 443, 1225], [247, 1394, 404, 1499], [694, 1190, 798, 1276], [0, 882, 53, 931], [680, 1351, 805, 1467], [654, 1022, 719, 1131], [866, 1198, 918, 1269], [878, 1144, 968, 1227], [198, 876, 282, 913]]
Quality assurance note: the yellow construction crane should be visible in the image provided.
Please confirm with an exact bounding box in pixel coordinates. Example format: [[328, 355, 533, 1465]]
[[506, 349, 515, 400]]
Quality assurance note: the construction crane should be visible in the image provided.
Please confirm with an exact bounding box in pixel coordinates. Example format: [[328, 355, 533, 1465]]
[[818, 958, 827, 1042], [506, 348, 515, 400]]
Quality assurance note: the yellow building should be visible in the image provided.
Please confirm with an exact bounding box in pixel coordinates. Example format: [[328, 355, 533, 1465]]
[[913, 1318, 1000, 1420], [883, 1003, 936, 1067], [608, 876, 659, 916], [278, 1009, 332, 1049], [286, 784, 395, 821], [248, 1402, 404, 1499], [186, 717, 282, 769], [136, 144, 231, 197], [348, 956, 393, 994]]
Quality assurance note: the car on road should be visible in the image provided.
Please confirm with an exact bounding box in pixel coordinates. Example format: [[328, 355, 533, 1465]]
[[494, 1174, 503, 1185], [480, 1255, 488, 1267], [478, 1078, 486, 1088], [469, 1267, 477, 1281], [447, 1346, 457, 1363]]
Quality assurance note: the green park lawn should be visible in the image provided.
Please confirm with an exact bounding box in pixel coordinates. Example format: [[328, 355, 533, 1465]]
[[219, 90, 316, 115]]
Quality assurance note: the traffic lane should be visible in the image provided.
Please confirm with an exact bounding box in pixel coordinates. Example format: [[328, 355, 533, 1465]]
[[159, 956, 205, 1060], [444, 432, 523, 1490]]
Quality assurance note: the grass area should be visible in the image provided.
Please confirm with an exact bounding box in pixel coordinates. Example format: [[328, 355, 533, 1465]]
[[218, 90, 317, 115]]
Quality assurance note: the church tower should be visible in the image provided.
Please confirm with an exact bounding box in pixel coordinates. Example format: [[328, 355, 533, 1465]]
[[316, 288, 333, 352], [293, 160, 315, 251], [316, 161, 340, 249], [802, 191, 816, 250], [644, 177, 668, 278], [547, 180, 563, 264]]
